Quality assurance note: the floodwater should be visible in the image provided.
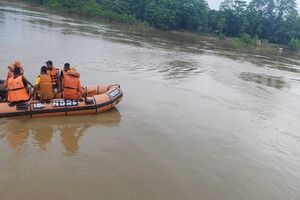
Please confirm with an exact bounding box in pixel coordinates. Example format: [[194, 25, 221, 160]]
[[1, 2, 300, 200]]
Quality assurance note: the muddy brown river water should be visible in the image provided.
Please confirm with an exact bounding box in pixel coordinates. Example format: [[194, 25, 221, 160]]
[[0, 2, 300, 200]]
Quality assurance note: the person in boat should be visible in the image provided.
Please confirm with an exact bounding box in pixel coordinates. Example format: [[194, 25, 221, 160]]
[[60, 63, 70, 90], [63, 67, 91, 103], [0, 79, 7, 101], [0, 65, 14, 102], [46, 60, 60, 98], [32, 66, 53, 101], [6, 61, 33, 88], [6, 66, 30, 103], [2, 64, 17, 101], [6, 64, 14, 83]]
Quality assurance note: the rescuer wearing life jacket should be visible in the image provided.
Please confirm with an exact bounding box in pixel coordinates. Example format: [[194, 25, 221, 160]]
[[60, 63, 71, 90], [6, 64, 14, 83], [63, 67, 91, 103], [46, 60, 60, 98], [0, 79, 7, 102], [32, 66, 54, 100], [6, 61, 33, 88], [1, 64, 14, 101], [6, 66, 30, 102]]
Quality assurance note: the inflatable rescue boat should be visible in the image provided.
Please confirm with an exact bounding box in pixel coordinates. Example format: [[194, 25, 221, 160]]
[[0, 84, 123, 118]]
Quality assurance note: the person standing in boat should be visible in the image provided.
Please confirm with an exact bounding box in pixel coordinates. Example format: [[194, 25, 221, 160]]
[[46, 60, 60, 98], [63, 67, 90, 103], [60, 63, 71, 91], [6, 66, 30, 103], [32, 66, 53, 100]]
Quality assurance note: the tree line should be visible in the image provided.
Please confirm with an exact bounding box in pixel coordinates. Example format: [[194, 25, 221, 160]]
[[22, 0, 300, 49]]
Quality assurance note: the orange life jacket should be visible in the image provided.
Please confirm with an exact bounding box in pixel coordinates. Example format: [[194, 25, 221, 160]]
[[66, 69, 80, 78], [6, 71, 13, 87], [39, 75, 53, 100], [63, 74, 83, 100], [7, 76, 29, 102], [47, 67, 59, 85]]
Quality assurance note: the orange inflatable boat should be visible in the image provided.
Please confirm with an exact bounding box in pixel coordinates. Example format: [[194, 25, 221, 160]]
[[0, 84, 123, 118]]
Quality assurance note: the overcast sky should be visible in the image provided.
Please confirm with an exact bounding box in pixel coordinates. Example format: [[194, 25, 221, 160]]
[[207, 0, 300, 10]]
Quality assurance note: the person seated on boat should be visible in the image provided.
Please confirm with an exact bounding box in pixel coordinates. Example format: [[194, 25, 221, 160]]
[[0, 79, 7, 101], [6, 66, 30, 103], [63, 67, 91, 103], [6, 61, 34, 88], [6, 64, 14, 84], [46, 60, 60, 98], [32, 66, 53, 101], [60, 63, 70, 90], [14, 61, 34, 87], [2, 64, 14, 100]]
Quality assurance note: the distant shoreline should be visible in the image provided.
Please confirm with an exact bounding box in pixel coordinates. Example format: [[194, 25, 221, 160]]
[[0, 0, 31, 8], [0, 0, 294, 54], [0, 0, 49, 11]]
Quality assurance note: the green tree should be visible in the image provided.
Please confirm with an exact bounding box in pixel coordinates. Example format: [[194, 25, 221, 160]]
[[217, 17, 226, 34], [288, 38, 300, 50], [179, 0, 209, 31], [124, 0, 149, 20], [219, 0, 247, 37], [250, 0, 297, 43], [208, 10, 218, 34], [144, 0, 179, 30], [242, 2, 262, 37]]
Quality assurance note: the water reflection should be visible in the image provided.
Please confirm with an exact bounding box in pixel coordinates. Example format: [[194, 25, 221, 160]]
[[60, 125, 85, 156], [2, 122, 29, 152], [239, 72, 286, 89], [0, 108, 121, 155], [32, 124, 54, 151]]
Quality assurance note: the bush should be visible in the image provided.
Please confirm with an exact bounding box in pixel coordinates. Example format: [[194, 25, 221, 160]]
[[234, 37, 242, 46], [234, 33, 256, 46], [240, 33, 254, 45], [288, 38, 300, 50], [219, 33, 225, 40]]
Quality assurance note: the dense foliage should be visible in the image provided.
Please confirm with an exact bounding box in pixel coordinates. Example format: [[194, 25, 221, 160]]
[[22, 0, 300, 48], [209, 0, 300, 49]]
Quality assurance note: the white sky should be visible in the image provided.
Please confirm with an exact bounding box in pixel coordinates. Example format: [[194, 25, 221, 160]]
[[207, 0, 300, 10]]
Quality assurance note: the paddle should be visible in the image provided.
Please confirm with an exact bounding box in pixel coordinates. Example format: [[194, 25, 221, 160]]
[[21, 97, 33, 119]]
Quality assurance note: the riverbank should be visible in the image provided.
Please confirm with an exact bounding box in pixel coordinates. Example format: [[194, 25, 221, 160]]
[[0, 0, 41, 9], [0, 0, 293, 55]]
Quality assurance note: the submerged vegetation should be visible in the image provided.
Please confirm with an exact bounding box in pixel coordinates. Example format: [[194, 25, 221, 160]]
[[18, 0, 300, 50]]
